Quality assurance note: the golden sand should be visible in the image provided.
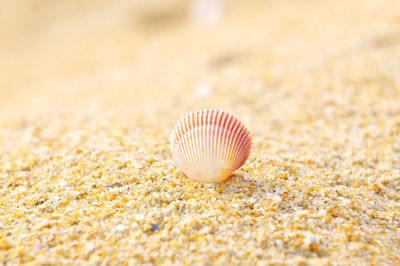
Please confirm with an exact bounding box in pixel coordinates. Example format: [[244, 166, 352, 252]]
[[0, 0, 399, 264]]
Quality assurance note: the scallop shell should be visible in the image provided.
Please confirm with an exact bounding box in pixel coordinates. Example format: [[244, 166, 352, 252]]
[[170, 109, 251, 183]]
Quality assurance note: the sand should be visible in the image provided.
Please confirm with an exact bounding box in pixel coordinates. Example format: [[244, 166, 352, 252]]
[[0, 0, 399, 264]]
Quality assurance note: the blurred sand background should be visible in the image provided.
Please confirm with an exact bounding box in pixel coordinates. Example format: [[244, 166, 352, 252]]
[[0, 0, 400, 264]]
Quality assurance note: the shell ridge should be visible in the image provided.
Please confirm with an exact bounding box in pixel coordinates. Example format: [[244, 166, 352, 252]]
[[211, 110, 218, 178], [190, 112, 201, 179], [206, 110, 212, 179], [229, 116, 247, 173], [174, 111, 192, 144], [195, 111, 203, 179], [177, 120, 185, 144], [222, 126, 233, 180], [232, 128, 248, 170], [181, 119, 193, 178], [191, 113, 200, 179], [188, 112, 197, 178], [215, 110, 224, 179], [226, 115, 240, 170], [240, 128, 251, 167], [178, 124, 191, 177], [186, 114, 198, 179], [233, 124, 248, 168], [222, 113, 234, 180], [200, 110, 207, 179], [218, 112, 229, 179], [214, 110, 222, 179]]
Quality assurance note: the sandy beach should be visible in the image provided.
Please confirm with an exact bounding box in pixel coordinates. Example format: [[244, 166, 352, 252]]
[[0, 0, 399, 264]]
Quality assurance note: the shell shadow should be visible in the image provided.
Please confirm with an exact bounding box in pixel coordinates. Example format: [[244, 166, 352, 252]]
[[225, 172, 245, 183], [215, 172, 271, 197]]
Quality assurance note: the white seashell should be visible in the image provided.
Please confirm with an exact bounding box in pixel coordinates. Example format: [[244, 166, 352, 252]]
[[170, 109, 251, 183]]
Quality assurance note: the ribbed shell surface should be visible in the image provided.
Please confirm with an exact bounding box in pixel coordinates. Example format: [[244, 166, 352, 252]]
[[170, 109, 251, 182]]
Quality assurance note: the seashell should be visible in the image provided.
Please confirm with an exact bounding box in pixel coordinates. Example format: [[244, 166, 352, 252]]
[[170, 109, 251, 183]]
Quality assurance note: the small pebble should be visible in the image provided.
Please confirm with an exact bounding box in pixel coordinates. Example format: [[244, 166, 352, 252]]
[[150, 224, 159, 232]]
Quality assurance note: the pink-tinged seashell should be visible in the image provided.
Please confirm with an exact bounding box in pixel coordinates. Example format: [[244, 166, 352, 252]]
[[170, 109, 251, 183]]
